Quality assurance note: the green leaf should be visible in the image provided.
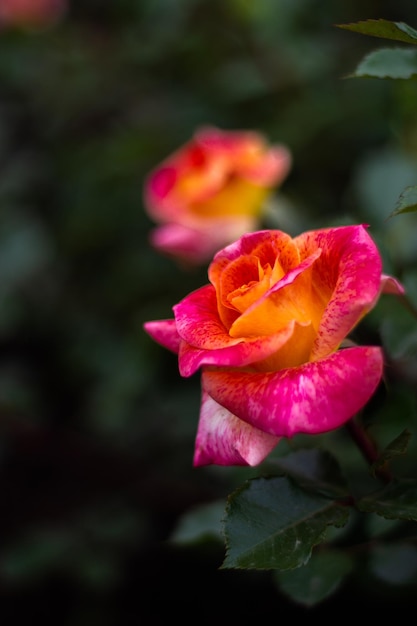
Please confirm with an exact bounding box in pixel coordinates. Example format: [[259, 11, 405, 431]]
[[272, 448, 349, 498], [336, 19, 417, 44], [350, 48, 417, 79], [221, 476, 350, 570], [275, 549, 354, 607], [387, 185, 417, 218], [365, 513, 404, 539], [170, 500, 225, 545], [357, 478, 417, 520], [370, 430, 412, 477]]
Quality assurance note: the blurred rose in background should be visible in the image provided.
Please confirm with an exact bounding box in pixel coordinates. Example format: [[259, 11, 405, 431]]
[[144, 126, 292, 266]]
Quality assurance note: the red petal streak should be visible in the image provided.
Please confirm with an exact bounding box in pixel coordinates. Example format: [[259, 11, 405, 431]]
[[178, 321, 295, 377], [295, 226, 383, 359], [174, 285, 238, 348], [193, 390, 280, 466], [202, 346, 383, 437], [175, 285, 296, 376]]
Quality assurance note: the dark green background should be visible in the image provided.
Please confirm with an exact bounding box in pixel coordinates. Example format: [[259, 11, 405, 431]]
[[1, 0, 417, 622]]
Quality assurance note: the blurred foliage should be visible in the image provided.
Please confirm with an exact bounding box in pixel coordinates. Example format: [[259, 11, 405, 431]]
[[0, 0, 417, 622]]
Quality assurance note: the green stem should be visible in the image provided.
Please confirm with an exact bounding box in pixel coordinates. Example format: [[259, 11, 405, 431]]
[[346, 415, 393, 484], [399, 293, 417, 322]]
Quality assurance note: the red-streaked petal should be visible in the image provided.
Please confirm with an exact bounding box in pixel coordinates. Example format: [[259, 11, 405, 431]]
[[174, 285, 238, 349], [143, 319, 181, 354], [175, 283, 294, 350], [202, 346, 383, 437], [175, 285, 296, 376], [193, 389, 280, 467], [294, 225, 383, 359], [178, 322, 295, 377]]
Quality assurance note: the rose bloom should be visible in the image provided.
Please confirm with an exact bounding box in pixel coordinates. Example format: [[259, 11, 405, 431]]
[[144, 225, 404, 467], [0, 0, 66, 28], [143, 126, 291, 265]]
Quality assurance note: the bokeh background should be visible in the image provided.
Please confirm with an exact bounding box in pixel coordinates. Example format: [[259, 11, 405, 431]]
[[1, 0, 417, 622]]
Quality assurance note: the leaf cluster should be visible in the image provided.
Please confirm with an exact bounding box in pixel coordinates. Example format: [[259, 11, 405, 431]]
[[337, 19, 417, 219]]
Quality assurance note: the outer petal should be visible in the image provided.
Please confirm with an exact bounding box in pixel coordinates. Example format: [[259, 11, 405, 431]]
[[144, 166, 184, 222], [174, 285, 296, 376], [294, 225, 383, 359], [150, 223, 220, 265], [202, 346, 383, 437], [193, 389, 280, 467], [150, 217, 259, 265], [143, 319, 181, 354]]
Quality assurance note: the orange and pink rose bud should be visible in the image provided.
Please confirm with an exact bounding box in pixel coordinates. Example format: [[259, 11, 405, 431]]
[[144, 126, 292, 265], [144, 225, 404, 467]]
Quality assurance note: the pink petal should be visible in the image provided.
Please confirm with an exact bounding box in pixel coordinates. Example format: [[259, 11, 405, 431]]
[[144, 169, 186, 223], [150, 215, 261, 265], [147, 166, 177, 200], [202, 346, 383, 437], [174, 286, 296, 376], [193, 389, 280, 467], [179, 324, 295, 377], [143, 319, 181, 354], [149, 224, 219, 265], [294, 225, 383, 359]]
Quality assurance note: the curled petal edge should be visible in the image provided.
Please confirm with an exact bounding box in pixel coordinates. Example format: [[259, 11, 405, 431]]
[[202, 346, 384, 438]]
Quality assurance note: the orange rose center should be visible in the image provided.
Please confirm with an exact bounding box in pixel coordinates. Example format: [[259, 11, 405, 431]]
[[227, 257, 285, 313]]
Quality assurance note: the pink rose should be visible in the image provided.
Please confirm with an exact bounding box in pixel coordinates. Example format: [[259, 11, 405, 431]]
[[144, 126, 292, 265], [144, 225, 404, 467]]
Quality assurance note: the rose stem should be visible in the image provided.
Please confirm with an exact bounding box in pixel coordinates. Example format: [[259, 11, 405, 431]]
[[346, 414, 393, 484]]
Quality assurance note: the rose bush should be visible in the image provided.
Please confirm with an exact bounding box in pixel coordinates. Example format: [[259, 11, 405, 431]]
[[143, 126, 292, 265], [144, 225, 404, 467]]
